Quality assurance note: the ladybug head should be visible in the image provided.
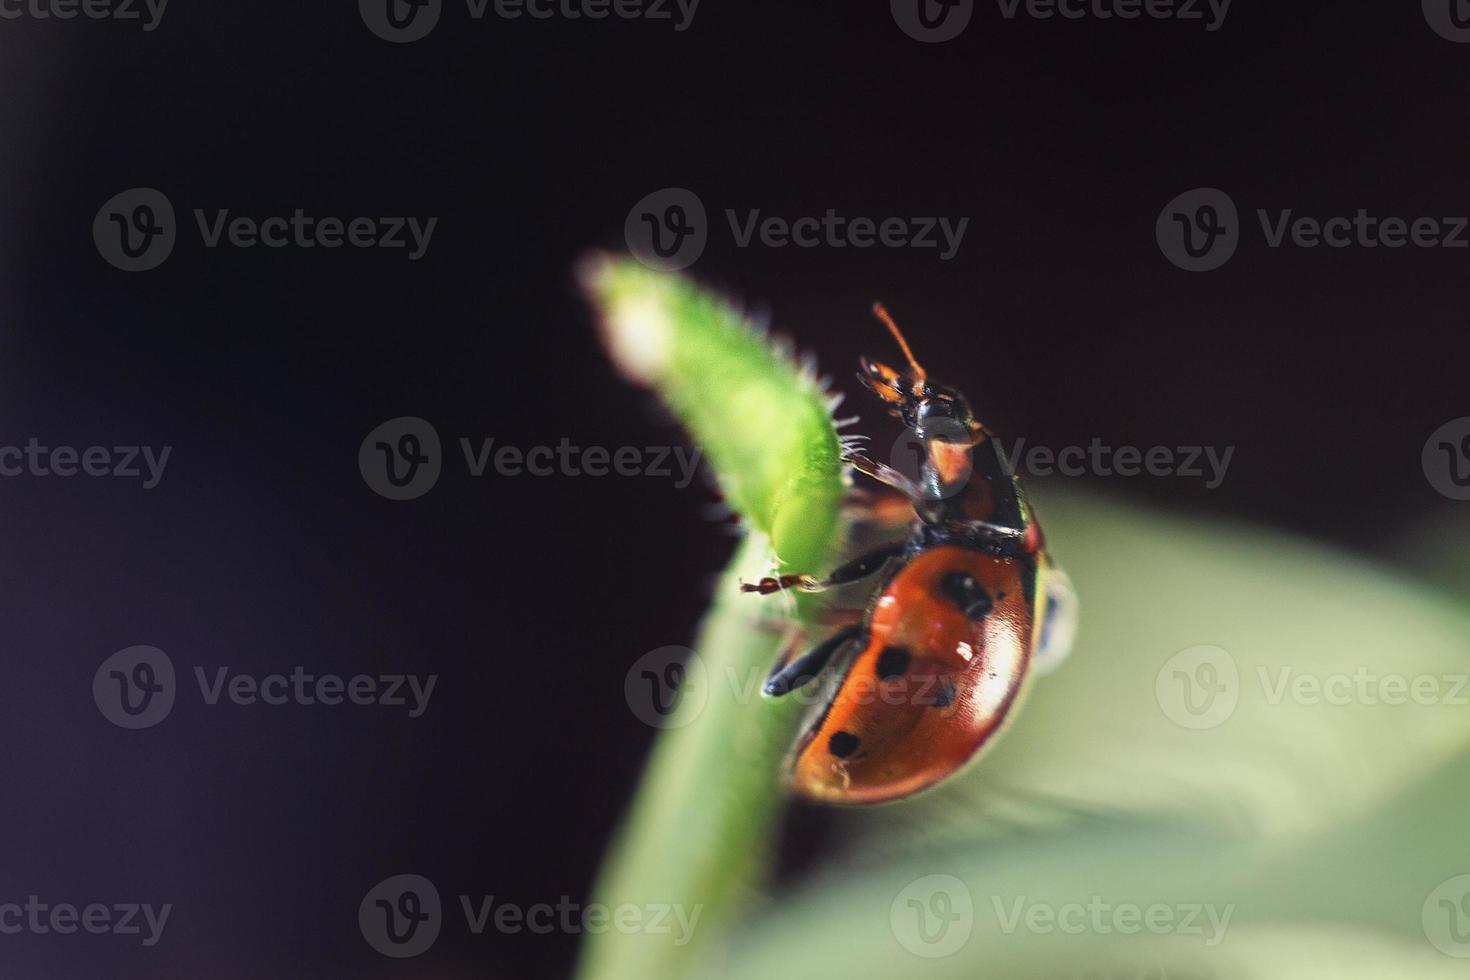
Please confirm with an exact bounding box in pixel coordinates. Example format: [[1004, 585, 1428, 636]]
[[857, 303, 980, 444]]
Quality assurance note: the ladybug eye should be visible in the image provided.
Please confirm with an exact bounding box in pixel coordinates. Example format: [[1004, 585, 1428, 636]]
[[857, 357, 908, 405], [861, 357, 900, 384]]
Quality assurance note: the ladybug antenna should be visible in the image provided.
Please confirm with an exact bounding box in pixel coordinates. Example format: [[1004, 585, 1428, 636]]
[[871, 302, 926, 384]]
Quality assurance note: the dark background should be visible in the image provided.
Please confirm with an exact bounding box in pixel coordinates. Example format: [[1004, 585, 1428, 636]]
[[0, 1, 1466, 977]]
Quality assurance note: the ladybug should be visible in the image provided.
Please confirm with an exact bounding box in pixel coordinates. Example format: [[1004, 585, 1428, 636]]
[[742, 303, 1077, 804]]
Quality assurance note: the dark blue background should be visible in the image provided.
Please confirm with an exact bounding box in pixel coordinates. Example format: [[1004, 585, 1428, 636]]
[[0, 1, 1465, 976]]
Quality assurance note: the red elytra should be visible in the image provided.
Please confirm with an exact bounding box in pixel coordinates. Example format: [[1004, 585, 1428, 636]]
[[745, 304, 1075, 805]]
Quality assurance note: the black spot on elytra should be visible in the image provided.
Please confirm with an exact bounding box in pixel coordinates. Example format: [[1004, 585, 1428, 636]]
[[940, 571, 993, 620], [829, 731, 860, 758], [875, 646, 911, 681], [931, 681, 956, 709]]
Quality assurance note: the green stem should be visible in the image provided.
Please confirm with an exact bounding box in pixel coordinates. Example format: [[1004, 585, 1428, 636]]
[[573, 534, 806, 980], [575, 256, 847, 980]]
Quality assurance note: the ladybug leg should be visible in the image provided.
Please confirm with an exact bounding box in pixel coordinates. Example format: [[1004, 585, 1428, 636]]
[[741, 543, 905, 595], [843, 487, 917, 532], [811, 606, 866, 629], [847, 453, 923, 500], [764, 624, 865, 697], [754, 609, 860, 684]]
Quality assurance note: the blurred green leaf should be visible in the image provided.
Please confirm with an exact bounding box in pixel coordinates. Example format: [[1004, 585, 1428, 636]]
[[849, 488, 1470, 844], [697, 489, 1470, 979]]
